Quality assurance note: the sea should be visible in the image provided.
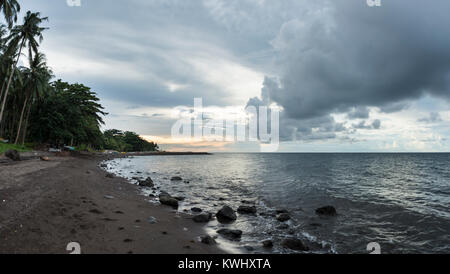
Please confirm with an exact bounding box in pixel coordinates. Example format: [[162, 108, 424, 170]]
[[103, 153, 450, 254]]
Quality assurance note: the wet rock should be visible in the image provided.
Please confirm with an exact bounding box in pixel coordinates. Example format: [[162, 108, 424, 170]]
[[217, 229, 242, 240], [159, 193, 179, 208], [105, 173, 114, 178], [170, 176, 183, 181], [100, 164, 107, 168], [277, 224, 289, 230], [315, 206, 337, 216], [174, 196, 185, 201], [138, 177, 154, 187], [200, 235, 216, 245], [276, 209, 289, 214], [262, 240, 273, 248], [5, 149, 20, 161], [237, 205, 257, 214], [193, 213, 212, 223], [148, 216, 157, 224], [281, 238, 309, 251], [244, 246, 254, 251], [276, 213, 291, 222], [241, 200, 255, 205], [216, 206, 237, 223], [191, 207, 202, 213]]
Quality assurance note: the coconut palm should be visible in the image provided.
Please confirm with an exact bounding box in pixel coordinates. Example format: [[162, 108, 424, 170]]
[[0, 11, 48, 126], [0, 0, 20, 28], [14, 52, 52, 144]]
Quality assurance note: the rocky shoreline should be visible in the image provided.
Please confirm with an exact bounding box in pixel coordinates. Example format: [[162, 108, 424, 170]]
[[0, 152, 223, 254], [102, 156, 339, 254]]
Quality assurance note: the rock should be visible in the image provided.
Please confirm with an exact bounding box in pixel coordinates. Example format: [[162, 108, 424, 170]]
[[241, 200, 255, 205], [277, 224, 289, 230], [40, 156, 50, 161], [237, 205, 257, 214], [217, 229, 242, 240], [159, 193, 179, 208], [315, 206, 337, 216], [191, 207, 202, 213], [244, 246, 254, 251], [193, 213, 212, 223], [100, 164, 107, 168], [105, 173, 114, 178], [200, 235, 216, 245], [170, 176, 183, 181], [216, 206, 237, 223], [276, 213, 291, 222], [174, 196, 185, 201], [104, 195, 114, 199], [276, 209, 289, 214], [138, 177, 154, 187], [5, 149, 20, 161], [262, 240, 273, 248], [281, 238, 309, 251], [148, 216, 157, 224]]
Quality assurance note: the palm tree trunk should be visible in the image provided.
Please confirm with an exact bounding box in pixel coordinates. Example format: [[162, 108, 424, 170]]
[[0, 37, 25, 126], [0, 79, 6, 106], [15, 95, 29, 145], [21, 99, 32, 145]]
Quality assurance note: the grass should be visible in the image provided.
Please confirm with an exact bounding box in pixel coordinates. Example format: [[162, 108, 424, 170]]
[[0, 143, 32, 154]]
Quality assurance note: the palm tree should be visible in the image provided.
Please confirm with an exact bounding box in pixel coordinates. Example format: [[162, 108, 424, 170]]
[[0, 0, 20, 28], [0, 11, 48, 126], [14, 52, 52, 144]]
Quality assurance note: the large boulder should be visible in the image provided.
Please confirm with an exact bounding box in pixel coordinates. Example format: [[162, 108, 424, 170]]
[[200, 235, 216, 245], [281, 238, 309, 251], [193, 213, 212, 223], [237, 205, 257, 215], [276, 213, 291, 222], [262, 239, 273, 248], [5, 149, 20, 161], [217, 229, 242, 241], [138, 177, 154, 187], [216, 206, 237, 223], [315, 206, 337, 216], [159, 193, 179, 208]]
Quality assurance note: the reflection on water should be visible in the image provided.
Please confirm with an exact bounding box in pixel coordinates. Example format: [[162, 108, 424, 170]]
[[104, 153, 450, 254]]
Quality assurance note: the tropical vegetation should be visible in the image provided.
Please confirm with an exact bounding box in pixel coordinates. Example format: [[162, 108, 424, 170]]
[[0, 1, 158, 152]]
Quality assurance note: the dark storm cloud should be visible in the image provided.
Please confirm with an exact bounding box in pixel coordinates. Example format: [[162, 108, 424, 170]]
[[347, 106, 370, 120], [247, 0, 450, 141]]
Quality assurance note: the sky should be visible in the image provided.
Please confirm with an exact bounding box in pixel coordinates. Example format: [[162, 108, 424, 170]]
[[15, 0, 450, 152]]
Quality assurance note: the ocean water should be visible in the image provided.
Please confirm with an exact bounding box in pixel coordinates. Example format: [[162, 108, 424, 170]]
[[104, 153, 450, 254]]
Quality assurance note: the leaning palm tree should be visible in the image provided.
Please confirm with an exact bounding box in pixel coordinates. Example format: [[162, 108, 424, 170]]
[[0, 0, 20, 28], [14, 52, 52, 144], [0, 11, 48, 126]]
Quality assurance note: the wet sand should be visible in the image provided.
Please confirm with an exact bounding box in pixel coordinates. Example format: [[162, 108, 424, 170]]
[[0, 153, 224, 254]]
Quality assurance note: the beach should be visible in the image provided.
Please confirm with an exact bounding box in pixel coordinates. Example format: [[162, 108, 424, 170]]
[[0, 153, 223, 254]]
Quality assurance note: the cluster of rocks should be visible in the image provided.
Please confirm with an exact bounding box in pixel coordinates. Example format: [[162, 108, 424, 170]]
[[158, 192, 179, 208], [135, 171, 336, 253], [138, 177, 154, 188]]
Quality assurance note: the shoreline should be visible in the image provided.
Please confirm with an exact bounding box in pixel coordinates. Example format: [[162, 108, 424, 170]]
[[0, 152, 224, 254]]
